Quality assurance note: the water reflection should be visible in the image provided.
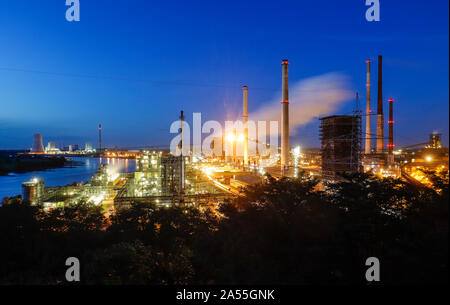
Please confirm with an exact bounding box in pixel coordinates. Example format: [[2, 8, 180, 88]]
[[0, 157, 136, 200]]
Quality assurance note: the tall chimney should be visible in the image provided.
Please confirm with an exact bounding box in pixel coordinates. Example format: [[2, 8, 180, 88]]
[[243, 86, 249, 166], [376, 55, 384, 153], [179, 111, 185, 204], [98, 123, 102, 153], [388, 98, 394, 155], [365, 59, 372, 154], [281, 59, 290, 175]]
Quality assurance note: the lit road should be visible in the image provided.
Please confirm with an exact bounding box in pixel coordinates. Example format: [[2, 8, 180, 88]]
[[205, 174, 242, 196]]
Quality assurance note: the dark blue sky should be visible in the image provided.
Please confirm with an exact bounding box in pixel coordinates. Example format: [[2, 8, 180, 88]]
[[0, 0, 448, 149]]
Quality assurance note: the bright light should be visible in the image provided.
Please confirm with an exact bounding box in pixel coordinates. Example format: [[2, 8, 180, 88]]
[[259, 166, 265, 175], [293, 146, 301, 158], [426, 156, 433, 162], [88, 193, 105, 205], [226, 133, 236, 142], [237, 134, 245, 142], [108, 173, 119, 182]]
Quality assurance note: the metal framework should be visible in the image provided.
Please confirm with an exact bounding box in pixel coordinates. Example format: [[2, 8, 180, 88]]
[[319, 114, 362, 181]]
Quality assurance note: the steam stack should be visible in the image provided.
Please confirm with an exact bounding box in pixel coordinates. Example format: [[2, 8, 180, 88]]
[[376, 55, 384, 153], [243, 86, 249, 166], [180, 110, 185, 204], [98, 123, 102, 153], [281, 59, 290, 175], [388, 98, 394, 155], [365, 59, 372, 154]]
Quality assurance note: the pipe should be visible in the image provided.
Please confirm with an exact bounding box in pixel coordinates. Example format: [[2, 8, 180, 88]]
[[281, 59, 290, 175]]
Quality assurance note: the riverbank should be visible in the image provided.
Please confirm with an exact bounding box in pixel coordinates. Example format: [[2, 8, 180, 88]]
[[0, 157, 137, 201], [0, 154, 77, 176]]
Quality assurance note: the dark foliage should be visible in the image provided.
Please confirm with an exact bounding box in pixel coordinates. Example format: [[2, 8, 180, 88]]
[[0, 172, 447, 284], [0, 155, 69, 176]]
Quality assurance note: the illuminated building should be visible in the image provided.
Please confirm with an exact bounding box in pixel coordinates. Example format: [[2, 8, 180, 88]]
[[85, 142, 94, 152], [22, 178, 45, 205], [428, 133, 443, 149], [114, 151, 229, 209], [45, 142, 62, 154]]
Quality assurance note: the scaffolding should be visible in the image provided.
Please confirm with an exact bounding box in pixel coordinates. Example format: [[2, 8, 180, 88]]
[[319, 115, 362, 181]]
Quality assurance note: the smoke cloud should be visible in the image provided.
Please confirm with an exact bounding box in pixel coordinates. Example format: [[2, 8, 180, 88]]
[[250, 73, 353, 135]]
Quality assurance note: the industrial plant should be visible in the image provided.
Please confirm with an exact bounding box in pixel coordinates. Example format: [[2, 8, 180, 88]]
[[19, 57, 449, 212]]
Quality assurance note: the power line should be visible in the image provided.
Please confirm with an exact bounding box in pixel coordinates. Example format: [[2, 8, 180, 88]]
[[0, 67, 274, 91]]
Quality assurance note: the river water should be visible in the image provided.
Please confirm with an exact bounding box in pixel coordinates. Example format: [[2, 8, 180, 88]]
[[0, 157, 137, 200]]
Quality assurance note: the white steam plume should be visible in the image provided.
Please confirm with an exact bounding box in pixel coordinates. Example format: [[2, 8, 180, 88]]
[[250, 73, 353, 135]]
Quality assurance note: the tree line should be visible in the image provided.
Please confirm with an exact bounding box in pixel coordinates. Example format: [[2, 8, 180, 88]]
[[0, 171, 447, 284]]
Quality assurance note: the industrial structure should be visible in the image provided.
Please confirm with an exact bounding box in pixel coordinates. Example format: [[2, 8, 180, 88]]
[[13, 58, 447, 212], [320, 115, 361, 181], [365, 59, 372, 154], [243, 85, 249, 166], [179, 110, 185, 204], [281, 59, 290, 175], [388, 98, 394, 164], [376, 55, 384, 154], [45, 141, 61, 154], [428, 133, 443, 149], [22, 178, 45, 205], [362, 55, 396, 176], [98, 123, 102, 153], [31, 134, 44, 153]]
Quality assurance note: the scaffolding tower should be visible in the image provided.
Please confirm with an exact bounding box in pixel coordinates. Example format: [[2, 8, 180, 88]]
[[319, 114, 362, 181]]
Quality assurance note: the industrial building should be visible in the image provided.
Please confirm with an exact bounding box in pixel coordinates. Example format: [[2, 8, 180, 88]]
[[320, 115, 361, 181], [22, 178, 45, 205], [15, 58, 448, 213], [45, 142, 62, 154], [114, 151, 229, 209], [31, 134, 44, 154]]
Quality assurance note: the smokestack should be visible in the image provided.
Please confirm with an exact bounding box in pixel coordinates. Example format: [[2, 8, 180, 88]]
[[365, 59, 372, 154], [376, 55, 384, 153], [98, 123, 102, 153], [281, 59, 290, 175], [388, 98, 394, 155], [180, 110, 185, 204], [243, 86, 249, 166]]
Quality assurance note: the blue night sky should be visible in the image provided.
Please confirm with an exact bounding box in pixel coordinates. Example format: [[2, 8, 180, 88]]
[[0, 0, 448, 149]]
